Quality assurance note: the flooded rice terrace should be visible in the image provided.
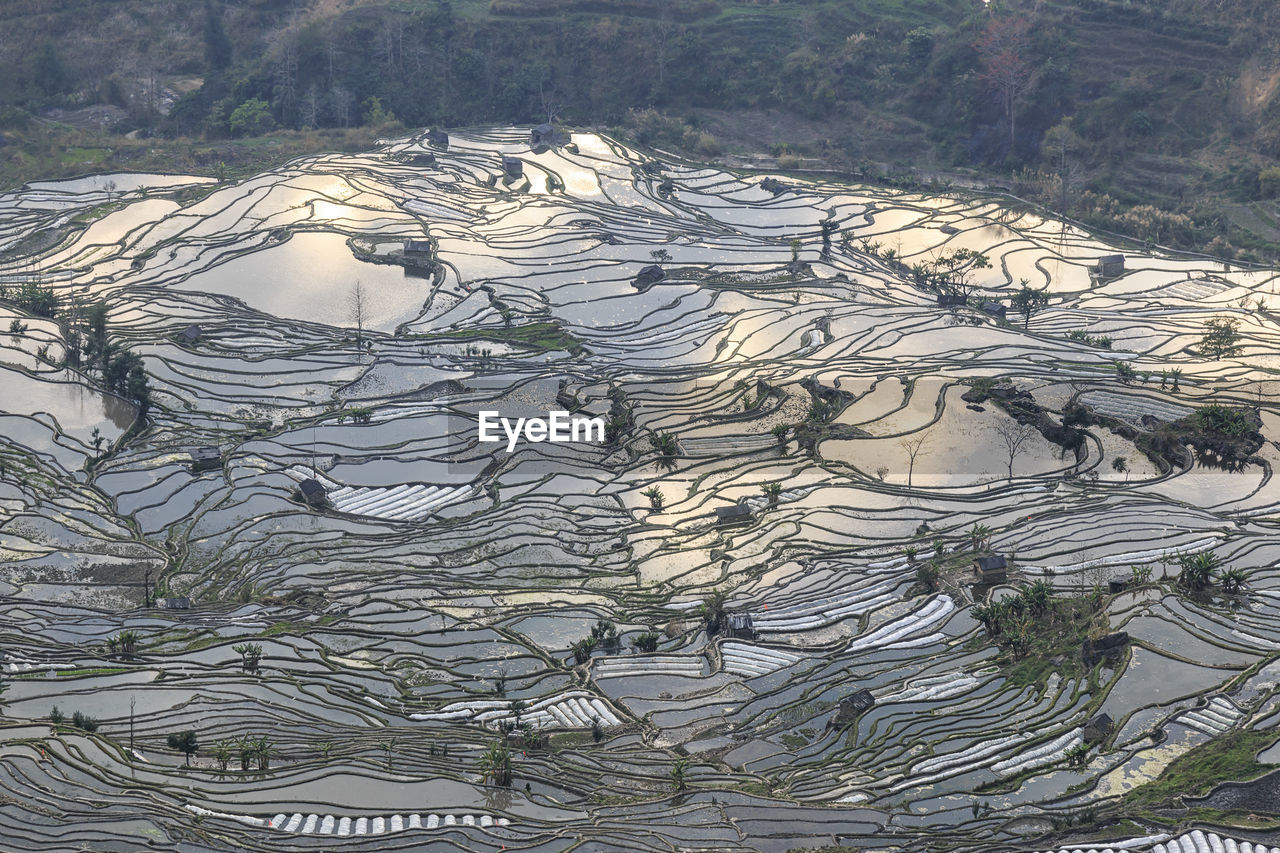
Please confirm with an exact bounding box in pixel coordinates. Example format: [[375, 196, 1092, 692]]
[[1, 127, 1279, 852]]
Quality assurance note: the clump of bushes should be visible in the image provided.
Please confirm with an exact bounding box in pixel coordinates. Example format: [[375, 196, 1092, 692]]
[[1066, 329, 1113, 349], [632, 631, 661, 653], [623, 108, 723, 157], [1193, 403, 1254, 437]]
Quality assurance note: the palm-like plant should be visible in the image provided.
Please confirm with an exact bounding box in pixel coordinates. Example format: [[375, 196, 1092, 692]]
[[643, 486, 665, 511], [1219, 567, 1249, 594], [807, 399, 832, 422], [633, 631, 660, 653], [237, 736, 256, 771], [591, 619, 620, 652], [233, 642, 263, 672], [762, 482, 782, 504], [1177, 551, 1219, 592], [213, 739, 233, 773], [378, 737, 396, 769], [977, 600, 1011, 638], [650, 433, 680, 470], [1007, 616, 1033, 659], [670, 758, 689, 791], [650, 433, 677, 455], [916, 561, 940, 592], [251, 735, 274, 771], [111, 631, 139, 659], [571, 637, 596, 665], [604, 413, 631, 446], [972, 604, 997, 638], [700, 591, 727, 635], [477, 740, 513, 787], [1022, 580, 1053, 616]]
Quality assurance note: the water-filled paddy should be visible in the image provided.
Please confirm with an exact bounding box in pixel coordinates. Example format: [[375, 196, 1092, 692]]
[[178, 231, 434, 331], [1, 127, 1279, 852]]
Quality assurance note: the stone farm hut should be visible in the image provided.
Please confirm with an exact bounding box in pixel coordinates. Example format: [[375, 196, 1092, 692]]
[[973, 555, 1008, 584]]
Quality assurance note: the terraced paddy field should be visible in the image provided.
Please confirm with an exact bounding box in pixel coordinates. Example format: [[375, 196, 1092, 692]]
[[1, 128, 1279, 851]]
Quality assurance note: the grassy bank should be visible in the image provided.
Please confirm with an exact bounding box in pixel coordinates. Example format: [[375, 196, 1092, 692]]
[[0, 123, 383, 190], [1124, 729, 1279, 808]]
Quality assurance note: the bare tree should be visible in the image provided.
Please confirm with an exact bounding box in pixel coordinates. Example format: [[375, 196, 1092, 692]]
[[300, 85, 320, 130], [349, 280, 367, 352], [324, 25, 341, 87], [273, 39, 299, 123], [539, 79, 561, 125], [330, 86, 354, 128], [379, 17, 403, 74], [653, 11, 682, 97], [994, 419, 1037, 480], [899, 434, 930, 488], [975, 16, 1035, 150], [140, 63, 162, 118]]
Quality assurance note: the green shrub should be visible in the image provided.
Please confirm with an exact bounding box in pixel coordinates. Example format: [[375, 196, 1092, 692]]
[[902, 27, 934, 62], [1193, 404, 1252, 437], [1260, 166, 1280, 199], [632, 631, 660, 653], [228, 99, 274, 137], [1128, 110, 1154, 136]]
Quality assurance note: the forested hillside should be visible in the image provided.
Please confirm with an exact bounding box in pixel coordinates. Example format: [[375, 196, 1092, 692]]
[[5, 0, 1280, 259]]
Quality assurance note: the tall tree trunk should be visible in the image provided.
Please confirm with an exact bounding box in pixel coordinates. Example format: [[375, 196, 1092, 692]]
[[1008, 91, 1016, 150]]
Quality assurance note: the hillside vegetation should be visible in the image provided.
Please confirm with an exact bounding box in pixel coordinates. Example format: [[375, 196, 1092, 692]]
[[4, 0, 1280, 259]]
